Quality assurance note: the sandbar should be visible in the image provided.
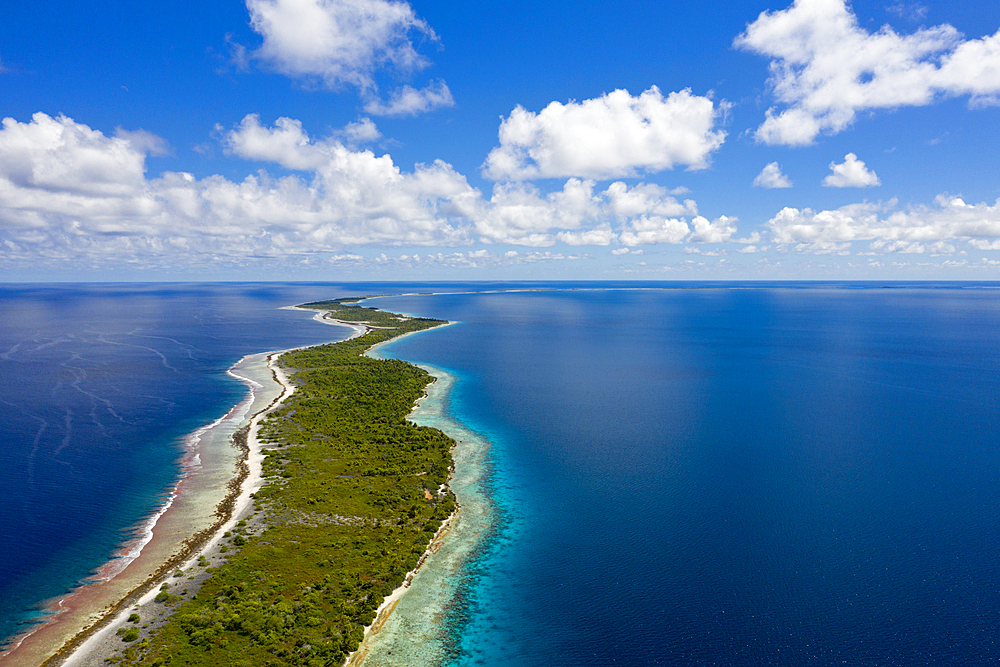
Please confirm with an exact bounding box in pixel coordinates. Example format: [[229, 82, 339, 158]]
[[0, 311, 361, 667]]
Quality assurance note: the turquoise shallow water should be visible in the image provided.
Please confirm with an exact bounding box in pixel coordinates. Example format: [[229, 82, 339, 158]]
[[0, 280, 631, 647], [350, 364, 496, 665], [6, 282, 1000, 666], [372, 286, 1000, 666]]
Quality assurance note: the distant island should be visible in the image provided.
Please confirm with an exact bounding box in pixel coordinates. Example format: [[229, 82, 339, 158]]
[[52, 297, 455, 667]]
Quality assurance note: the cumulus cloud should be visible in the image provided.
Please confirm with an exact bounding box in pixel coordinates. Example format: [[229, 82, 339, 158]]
[[556, 227, 616, 246], [823, 153, 880, 187], [246, 0, 437, 89], [471, 179, 712, 247], [0, 113, 740, 268], [0, 113, 472, 258], [688, 215, 738, 243], [766, 195, 1000, 252], [616, 213, 737, 247], [752, 161, 792, 188], [363, 79, 454, 116], [735, 0, 1000, 145], [223, 114, 332, 170], [619, 216, 691, 246], [472, 179, 601, 246], [336, 117, 381, 144], [0, 113, 153, 202], [482, 87, 727, 181], [320, 248, 592, 270], [113, 128, 172, 157], [603, 181, 697, 219], [224, 115, 382, 166]]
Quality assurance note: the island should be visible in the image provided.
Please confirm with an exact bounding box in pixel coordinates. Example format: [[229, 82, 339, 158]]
[[50, 297, 456, 667]]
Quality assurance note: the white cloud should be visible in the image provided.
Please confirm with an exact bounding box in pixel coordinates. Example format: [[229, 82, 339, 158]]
[[223, 114, 331, 170], [886, 3, 928, 21], [336, 117, 381, 144], [471, 179, 598, 246], [611, 247, 630, 255], [969, 239, 1000, 250], [688, 215, 738, 243], [0, 114, 741, 269], [0, 113, 472, 257], [556, 227, 616, 246], [224, 115, 380, 166], [472, 179, 709, 247], [0, 113, 152, 201], [323, 248, 590, 270], [482, 87, 727, 181], [620, 216, 691, 246], [766, 195, 1000, 252], [735, 0, 1000, 145], [363, 79, 454, 116], [113, 128, 172, 157], [869, 239, 956, 254], [823, 153, 880, 188], [603, 181, 697, 219], [246, 0, 437, 89], [752, 161, 792, 188]]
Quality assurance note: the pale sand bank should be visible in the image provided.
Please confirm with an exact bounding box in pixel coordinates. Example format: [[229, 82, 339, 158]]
[[346, 360, 493, 667], [58, 350, 293, 667], [9, 304, 462, 667], [0, 310, 361, 667]]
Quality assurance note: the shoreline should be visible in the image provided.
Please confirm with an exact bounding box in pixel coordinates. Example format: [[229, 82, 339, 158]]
[[0, 310, 364, 667], [345, 363, 495, 666], [54, 309, 373, 666], [6, 301, 461, 667], [0, 364, 262, 667], [56, 349, 293, 667], [343, 362, 459, 667]]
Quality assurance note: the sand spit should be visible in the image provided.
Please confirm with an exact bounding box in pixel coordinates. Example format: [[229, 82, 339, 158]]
[[10, 304, 459, 667], [0, 360, 262, 667], [56, 349, 294, 667], [0, 311, 363, 667]]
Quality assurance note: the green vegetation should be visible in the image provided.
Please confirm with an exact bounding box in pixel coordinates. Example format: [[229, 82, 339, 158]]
[[113, 298, 453, 666], [117, 627, 140, 642]]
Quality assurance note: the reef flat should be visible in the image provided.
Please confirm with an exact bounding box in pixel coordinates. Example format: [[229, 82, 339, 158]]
[[96, 298, 455, 667]]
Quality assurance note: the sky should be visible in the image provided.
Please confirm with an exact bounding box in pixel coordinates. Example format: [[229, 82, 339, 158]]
[[2, 0, 1000, 281]]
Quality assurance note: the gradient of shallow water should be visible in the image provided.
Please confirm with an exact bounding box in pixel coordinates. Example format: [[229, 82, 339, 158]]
[[374, 287, 1000, 666], [0, 279, 679, 647], [0, 283, 366, 645]]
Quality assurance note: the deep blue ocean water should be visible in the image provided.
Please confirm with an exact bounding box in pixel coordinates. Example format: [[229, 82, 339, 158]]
[[5, 282, 1000, 666], [374, 286, 1000, 666], [0, 282, 420, 645], [0, 280, 653, 647]]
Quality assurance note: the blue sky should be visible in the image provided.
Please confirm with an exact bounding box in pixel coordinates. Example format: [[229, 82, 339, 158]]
[[2, 0, 1000, 280]]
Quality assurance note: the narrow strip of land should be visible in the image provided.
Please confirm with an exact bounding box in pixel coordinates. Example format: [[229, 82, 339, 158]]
[[66, 297, 456, 667]]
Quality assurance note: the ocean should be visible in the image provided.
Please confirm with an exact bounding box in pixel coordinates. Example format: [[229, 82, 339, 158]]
[[372, 285, 1000, 665], [0, 282, 371, 646], [3, 283, 1000, 665]]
